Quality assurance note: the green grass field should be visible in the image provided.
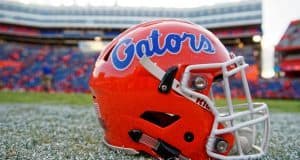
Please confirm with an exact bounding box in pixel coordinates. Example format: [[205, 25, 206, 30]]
[[0, 90, 299, 160], [0, 91, 91, 106], [0, 90, 299, 112]]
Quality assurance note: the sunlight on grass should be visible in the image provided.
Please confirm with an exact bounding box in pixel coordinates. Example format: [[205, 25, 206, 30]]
[[0, 91, 92, 106], [0, 91, 299, 112]]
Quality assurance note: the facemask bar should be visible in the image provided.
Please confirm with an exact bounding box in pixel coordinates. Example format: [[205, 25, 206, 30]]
[[180, 56, 270, 160], [139, 56, 270, 160]]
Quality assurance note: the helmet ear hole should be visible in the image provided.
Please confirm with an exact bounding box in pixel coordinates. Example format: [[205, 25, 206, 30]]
[[184, 132, 194, 142], [140, 111, 180, 128]]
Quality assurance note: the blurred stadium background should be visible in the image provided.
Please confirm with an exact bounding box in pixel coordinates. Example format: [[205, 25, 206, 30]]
[[0, 0, 299, 159], [0, 0, 300, 98]]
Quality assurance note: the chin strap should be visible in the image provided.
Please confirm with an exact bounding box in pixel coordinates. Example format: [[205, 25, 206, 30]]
[[129, 130, 190, 160]]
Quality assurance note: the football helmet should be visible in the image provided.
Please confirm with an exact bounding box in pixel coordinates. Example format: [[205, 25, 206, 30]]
[[89, 19, 270, 160]]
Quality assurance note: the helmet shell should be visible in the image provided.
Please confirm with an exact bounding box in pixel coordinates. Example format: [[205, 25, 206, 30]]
[[90, 19, 234, 159]]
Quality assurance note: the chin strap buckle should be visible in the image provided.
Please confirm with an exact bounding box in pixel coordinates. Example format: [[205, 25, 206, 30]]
[[129, 130, 190, 160], [158, 66, 178, 93]]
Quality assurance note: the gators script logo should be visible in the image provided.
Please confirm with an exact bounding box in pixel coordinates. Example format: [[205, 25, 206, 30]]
[[111, 29, 215, 70]]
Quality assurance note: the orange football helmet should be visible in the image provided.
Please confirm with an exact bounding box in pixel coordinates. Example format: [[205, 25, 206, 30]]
[[89, 19, 270, 160]]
